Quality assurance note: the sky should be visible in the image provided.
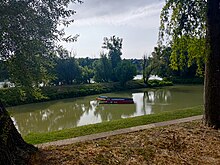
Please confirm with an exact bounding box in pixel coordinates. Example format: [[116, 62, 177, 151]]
[[61, 0, 165, 59]]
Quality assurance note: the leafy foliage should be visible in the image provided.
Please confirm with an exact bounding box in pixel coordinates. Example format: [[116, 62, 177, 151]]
[[150, 45, 199, 80], [52, 47, 82, 85], [0, 61, 9, 81], [170, 36, 206, 75], [159, 0, 207, 75], [53, 57, 81, 85], [80, 66, 94, 84], [0, 0, 82, 98], [151, 46, 172, 78], [77, 57, 97, 70], [94, 36, 137, 85], [94, 53, 112, 83], [102, 36, 122, 69], [115, 60, 137, 85], [159, 0, 206, 39], [142, 46, 165, 84], [0, 0, 82, 60]]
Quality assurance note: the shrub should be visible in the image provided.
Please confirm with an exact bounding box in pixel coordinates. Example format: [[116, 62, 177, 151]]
[[148, 80, 173, 88], [172, 77, 204, 84]]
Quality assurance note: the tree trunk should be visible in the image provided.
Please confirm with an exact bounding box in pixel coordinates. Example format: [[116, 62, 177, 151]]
[[205, 0, 220, 129], [143, 55, 147, 84], [0, 101, 37, 165]]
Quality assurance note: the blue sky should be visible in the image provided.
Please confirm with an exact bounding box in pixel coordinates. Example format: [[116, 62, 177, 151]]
[[61, 0, 164, 59]]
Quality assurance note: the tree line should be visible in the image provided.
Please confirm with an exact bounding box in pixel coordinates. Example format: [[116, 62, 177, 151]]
[[1, 34, 202, 90], [0, 35, 138, 88], [142, 45, 203, 85]]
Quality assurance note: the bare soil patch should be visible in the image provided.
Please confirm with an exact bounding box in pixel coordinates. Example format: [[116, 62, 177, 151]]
[[29, 120, 220, 165]]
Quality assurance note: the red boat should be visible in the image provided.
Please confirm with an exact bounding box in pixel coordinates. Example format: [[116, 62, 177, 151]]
[[96, 96, 134, 104]]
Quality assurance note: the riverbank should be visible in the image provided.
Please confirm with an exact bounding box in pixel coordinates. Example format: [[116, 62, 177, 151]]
[[0, 79, 172, 107], [24, 106, 203, 144], [29, 118, 220, 165]]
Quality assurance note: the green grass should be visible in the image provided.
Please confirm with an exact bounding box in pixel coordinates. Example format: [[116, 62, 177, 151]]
[[24, 106, 203, 144]]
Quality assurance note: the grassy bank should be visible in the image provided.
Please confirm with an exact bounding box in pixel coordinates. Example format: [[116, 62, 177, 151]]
[[31, 119, 219, 165], [24, 106, 203, 144], [0, 80, 172, 107], [0, 80, 145, 107]]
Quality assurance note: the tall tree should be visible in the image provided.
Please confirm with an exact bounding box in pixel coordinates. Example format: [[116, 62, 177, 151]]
[[52, 47, 83, 85], [159, 0, 220, 128], [142, 54, 148, 84], [102, 35, 123, 81], [0, 0, 82, 164], [93, 53, 112, 83], [142, 46, 164, 84], [0, 61, 9, 82], [54, 57, 81, 85], [205, 0, 220, 128], [80, 66, 94, 84], [0, 0, 81, 98], [0, 102, 37, 165], [102, 35, 123, 69], [115, 60, 137, 85], [151, 46, 173, 79]]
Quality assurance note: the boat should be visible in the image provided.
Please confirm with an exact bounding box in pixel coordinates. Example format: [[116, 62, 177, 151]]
[[96, 96, 134, 104]]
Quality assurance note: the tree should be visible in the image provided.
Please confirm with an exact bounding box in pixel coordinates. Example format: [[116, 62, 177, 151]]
[[159, 0, 206, 75], [150, 45, 199, 80], [0, 0, 82, 163], [151, 46, 173, 79], [0, 102, 37, 165], [205, 0, 220, 128], [102, 36, 123, 81], [159, 0, 220, 128], [115, 60, 137, 85], [77, 57, 96, 69], [142, 55, 148, 84], [0, 0, 81, 97], [54, 57, 81, 85], [0, 61, 9, 82], [142, 46, 163, 84], [93, 53, 112, 83], [7, 51, 55, 99], [80, 66, 94, 84]]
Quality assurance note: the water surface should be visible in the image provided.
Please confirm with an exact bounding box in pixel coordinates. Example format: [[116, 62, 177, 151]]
[[8, 85, 203, 135]]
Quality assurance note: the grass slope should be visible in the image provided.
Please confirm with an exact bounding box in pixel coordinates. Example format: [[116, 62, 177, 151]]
[[24, 106, 203, 144]]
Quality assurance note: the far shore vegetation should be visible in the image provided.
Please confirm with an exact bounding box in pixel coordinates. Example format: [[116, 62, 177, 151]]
[[2, 79, 175, 107], [1, 77, 204, 107]]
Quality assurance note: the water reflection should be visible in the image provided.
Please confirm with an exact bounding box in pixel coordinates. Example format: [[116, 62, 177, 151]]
[[9, 101, 85, 135], [8, 85, 203, 136]]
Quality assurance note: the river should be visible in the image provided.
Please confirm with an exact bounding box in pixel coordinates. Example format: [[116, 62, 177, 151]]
[[8, 85, 203, 136]]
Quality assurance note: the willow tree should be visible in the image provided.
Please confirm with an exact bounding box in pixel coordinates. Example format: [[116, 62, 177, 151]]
[[159, 0, 220, 128], [0, 0, 82, 164]]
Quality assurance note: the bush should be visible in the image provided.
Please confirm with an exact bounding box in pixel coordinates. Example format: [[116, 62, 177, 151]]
[[172, 77, 204, 84], [148, 80, 173, 88]]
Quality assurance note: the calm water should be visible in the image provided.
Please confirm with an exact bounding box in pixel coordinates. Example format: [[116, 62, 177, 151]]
[[8, 85, 203, 136]]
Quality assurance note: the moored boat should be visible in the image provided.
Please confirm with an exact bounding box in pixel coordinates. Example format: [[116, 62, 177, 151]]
[[96, 96, 134, 104]]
